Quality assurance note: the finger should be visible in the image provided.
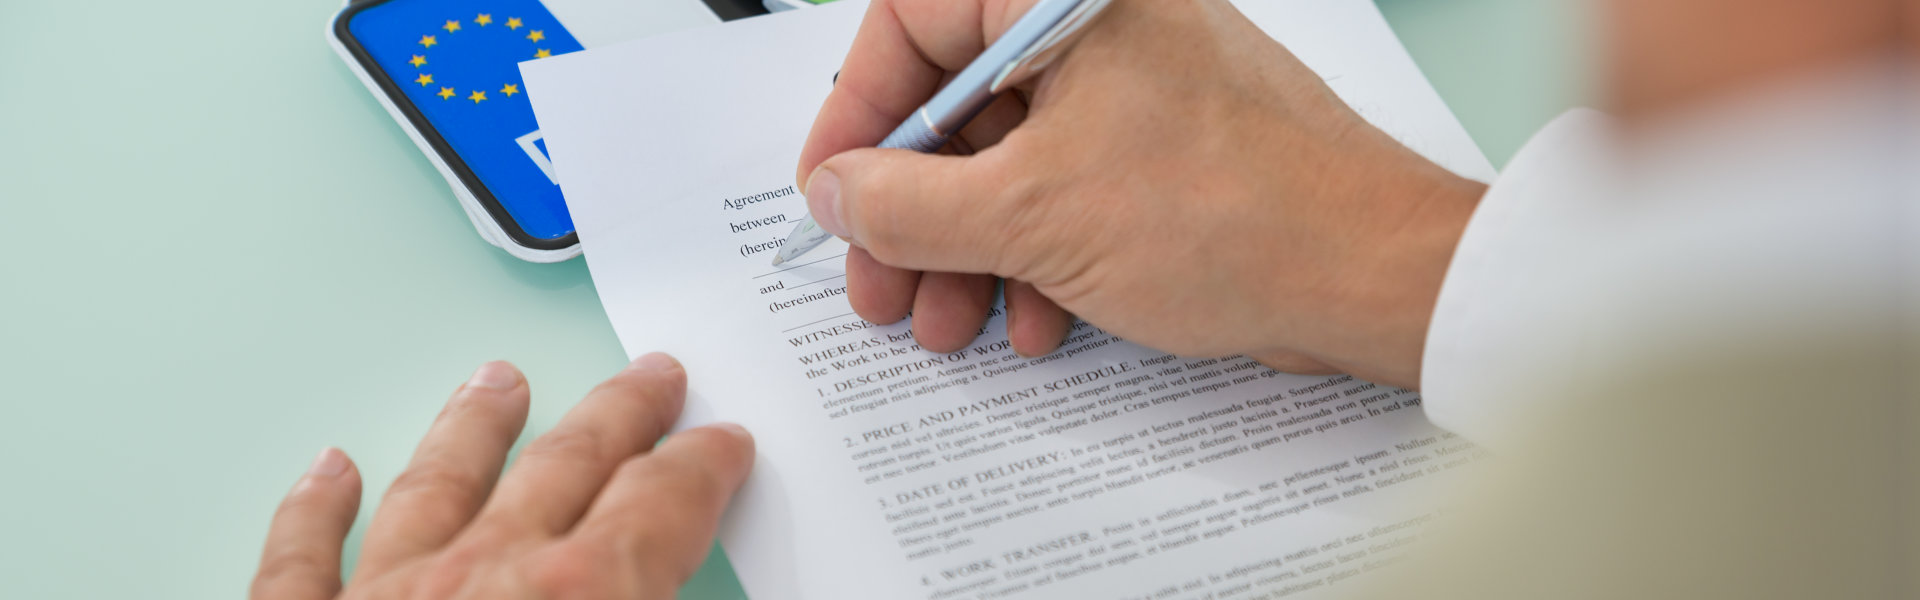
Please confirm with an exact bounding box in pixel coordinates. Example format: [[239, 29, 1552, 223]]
[[477, 353, 687, 535], [568, 424, 756, 590], [798, 0, 1023, 183], [1006, 280, 1072, 357], [807, 147, 1031, 274], [1250, 351, 1341, 376], [846, 246, 920, 325], [252, 448, 362, 600], [911, 272, 998, 353], [354, 361, 530, 579]]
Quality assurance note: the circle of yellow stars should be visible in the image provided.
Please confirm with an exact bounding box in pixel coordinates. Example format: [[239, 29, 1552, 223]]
[[407, 13, 554, 104]]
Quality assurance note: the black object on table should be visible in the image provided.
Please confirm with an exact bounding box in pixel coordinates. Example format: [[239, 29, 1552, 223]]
[[703, 0, 772, 21]]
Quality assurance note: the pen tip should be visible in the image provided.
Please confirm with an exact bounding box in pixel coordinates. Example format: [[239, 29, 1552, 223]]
[[770, 255, 786, 267]]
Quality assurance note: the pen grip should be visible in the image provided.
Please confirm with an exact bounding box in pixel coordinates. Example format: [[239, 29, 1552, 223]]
[[877, 111, 950, 153]]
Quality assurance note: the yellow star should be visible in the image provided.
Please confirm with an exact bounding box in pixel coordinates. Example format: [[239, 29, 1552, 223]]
[[419, 35, 437, 48], [526, 30, 545, 42], [501, 84, 519, 97], [475, 14, 493, 26], [438, 87, 456, 100], [414, 73, 433, 86], [409, 55, 427, 68], [533, 48, 552, 59], [443, 20, 461, 33], [505, 17, 523, 30], [468, 90, 487, 103]]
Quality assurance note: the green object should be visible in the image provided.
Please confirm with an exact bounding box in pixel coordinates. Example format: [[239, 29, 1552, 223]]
[[0, 0, 1585, 598]]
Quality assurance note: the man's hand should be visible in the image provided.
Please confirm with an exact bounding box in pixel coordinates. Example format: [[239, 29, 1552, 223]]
[[250, 355, 752, 599], [798, 0, 1487, 388]]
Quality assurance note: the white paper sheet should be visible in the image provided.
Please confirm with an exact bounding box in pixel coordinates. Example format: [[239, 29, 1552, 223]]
[[525, 2, 1495, 598]]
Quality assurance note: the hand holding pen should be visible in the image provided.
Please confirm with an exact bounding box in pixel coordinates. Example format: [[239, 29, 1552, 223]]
[[772, 0, 1115, 266], [787, 0, 1484, 388]]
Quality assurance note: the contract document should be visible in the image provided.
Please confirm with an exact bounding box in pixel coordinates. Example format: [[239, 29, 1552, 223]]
[[523, 1, 1497, 598]]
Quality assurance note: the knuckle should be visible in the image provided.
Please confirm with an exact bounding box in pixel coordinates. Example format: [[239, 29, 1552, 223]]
[[451, 520, 532, 554], [585, 378, 632, 403], [414, 523, 548, 596], [850, 202, 907, 265], [603, 513, 706, 589], [384, 463, 487, 505], [275, 482, 336, 513], [414, 549, 483, 598], [253, 549, 329, 586], [523, 543, 604, 600], [984, 154, 1042, 210], [661, 445, 747, 502], [593, 371, 678, 406], [683, 426, 754, 464], [846, 277, 914, 325], [521, 427, 614, 465], [439, 387, 514, 423], [635, 454, 723, 499], [974, 157, 1052, 276], [383, 506, 472, 548], [847, 156, 920, 264]]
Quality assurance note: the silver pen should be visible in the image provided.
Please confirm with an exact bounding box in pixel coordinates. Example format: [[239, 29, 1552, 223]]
[[770, 0, 1116, 266]]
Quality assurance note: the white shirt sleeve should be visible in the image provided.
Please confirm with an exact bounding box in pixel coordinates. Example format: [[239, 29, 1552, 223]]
[[1419, 62, 1913, 447], [1419, 110, 1613, 445]]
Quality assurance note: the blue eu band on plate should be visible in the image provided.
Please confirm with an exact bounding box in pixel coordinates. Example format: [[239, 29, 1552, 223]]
[[347, 0, 586, 242]]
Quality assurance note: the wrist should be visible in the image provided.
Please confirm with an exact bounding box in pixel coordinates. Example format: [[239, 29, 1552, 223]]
[[1308, 143, 1486, 389]]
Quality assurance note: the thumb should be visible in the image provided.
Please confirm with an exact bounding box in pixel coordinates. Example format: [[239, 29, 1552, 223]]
[[807, 148, 1023, 274]]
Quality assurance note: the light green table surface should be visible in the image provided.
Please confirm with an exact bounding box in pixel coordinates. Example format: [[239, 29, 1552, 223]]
[[0, 1, 1585, 597]]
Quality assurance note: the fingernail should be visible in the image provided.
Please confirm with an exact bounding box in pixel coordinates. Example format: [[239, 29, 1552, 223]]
[[712, 422, 752, 441], [806, 167, 847, 237], [627, 352, 682, 374], [306, 447, 348, 477], [466, 361, 521, 391]]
